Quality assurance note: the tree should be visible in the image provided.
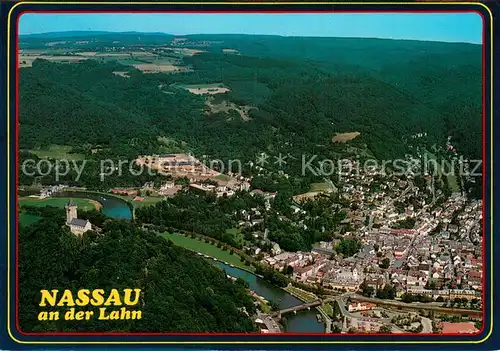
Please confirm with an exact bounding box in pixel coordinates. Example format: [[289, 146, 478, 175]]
[[376, 284, 396, 300], [331, 324, 342, 333], [379, 257, 390, 269], [19, 217, 257, 333], [358, 281, 374, 297], [425, 280, 436, 290], [335, 237, 362, 257], [269, 300, 280, 312], [379, 325, 392, 333]]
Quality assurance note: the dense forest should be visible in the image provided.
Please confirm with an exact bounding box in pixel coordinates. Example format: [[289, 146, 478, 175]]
[[135, 190, 347, 252], [19, 33, 482, 165], [19, 212, 256, 332]]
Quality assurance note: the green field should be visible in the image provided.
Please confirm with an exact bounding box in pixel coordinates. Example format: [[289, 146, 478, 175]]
[[116, 195, 164, 208], [284, 286, 318, 302], [19, 212, 41, 227], [133, 196, 164, 208], [321, 303, 334, 317], [19, 197, 97, 211], [29, 144, 85, 160], [161, 232, 254, 271]]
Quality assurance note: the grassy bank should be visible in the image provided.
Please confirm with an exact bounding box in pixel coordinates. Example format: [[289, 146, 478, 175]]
[[284, 286, 318, 302], [19, 197, 97, 211], [161, 232, 255, 272]]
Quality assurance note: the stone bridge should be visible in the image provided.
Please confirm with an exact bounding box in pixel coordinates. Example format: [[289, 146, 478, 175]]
[[272, 299, 322, 319]]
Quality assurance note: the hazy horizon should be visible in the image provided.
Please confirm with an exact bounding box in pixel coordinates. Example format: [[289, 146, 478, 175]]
[[19, 13, 483, 44], [19, 29, 482, 45]]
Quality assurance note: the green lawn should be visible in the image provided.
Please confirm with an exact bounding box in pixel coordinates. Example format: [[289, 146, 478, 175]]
[[284, 286, 318, 302], [28, 144, 85, 161], [19, 212, 41, 227], [134, 197, 164, 208], [321, 303, 334, 317], [161, 232, 254, 271], [117, 195, 164, 208], [19, 197, 97, 211]]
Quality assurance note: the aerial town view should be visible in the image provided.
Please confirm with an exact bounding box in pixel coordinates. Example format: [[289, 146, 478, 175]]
[[17, 13, 483, 334]]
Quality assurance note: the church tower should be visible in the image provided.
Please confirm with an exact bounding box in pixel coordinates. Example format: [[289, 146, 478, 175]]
[[65, 200, 78, 225]]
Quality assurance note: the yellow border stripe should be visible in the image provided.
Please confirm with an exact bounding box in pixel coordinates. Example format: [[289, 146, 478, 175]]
[[6, 1, 494, 345]]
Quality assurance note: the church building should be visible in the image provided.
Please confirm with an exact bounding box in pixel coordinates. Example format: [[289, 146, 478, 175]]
[[65, 200, 92, 236]]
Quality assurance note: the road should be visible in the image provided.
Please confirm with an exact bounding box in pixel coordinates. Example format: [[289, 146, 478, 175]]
[[257, 312, 281, 333], [337, 293, 481, 316], [420, 316, 433, 333]]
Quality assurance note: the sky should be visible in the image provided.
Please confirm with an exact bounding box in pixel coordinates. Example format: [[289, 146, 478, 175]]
[[19, 13, 482, 44]]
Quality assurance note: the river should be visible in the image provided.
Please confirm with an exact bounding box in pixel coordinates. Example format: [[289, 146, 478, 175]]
[[22, 189, 322, 332], [213, 262, 325, 333], [55, 191, 133, 219]]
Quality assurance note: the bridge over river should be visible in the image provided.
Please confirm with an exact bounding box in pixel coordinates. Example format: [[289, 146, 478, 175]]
[[272, 299, 322, 318], [272, 294, 481, 320]]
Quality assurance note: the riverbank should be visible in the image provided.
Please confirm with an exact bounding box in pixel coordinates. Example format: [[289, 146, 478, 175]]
[[19, 196, 97, 211], [65, 188, 136, 215], [89, 199, 103, 211], [161, 232, 256, 272], [284, 285, 332, 332], [56, 190, 133, 220], [214, 262, 325, 333]]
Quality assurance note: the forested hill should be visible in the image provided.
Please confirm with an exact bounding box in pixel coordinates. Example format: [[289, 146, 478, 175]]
[[19, 216, 256, 332], [19, 34, 482, 165]]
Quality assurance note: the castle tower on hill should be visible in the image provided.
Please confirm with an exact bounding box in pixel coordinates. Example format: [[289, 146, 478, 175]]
[[65, 200, 92, 236], [65, 200, 78, 225]]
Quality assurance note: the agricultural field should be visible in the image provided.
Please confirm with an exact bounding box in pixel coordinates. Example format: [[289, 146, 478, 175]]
[[332, 132, 361, 143], [19, 197, 98, 211], [28, 144, 85, 161], [161, 232, 254, 271], [177, 83, 230, 95], [20, 48, 192, 73], [133, 63, 187, 73], [19, 54, 88, 67]]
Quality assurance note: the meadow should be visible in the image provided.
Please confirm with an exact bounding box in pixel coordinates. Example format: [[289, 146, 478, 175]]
[[161, 232, 254, 271], [19, 196, 97, 211]]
